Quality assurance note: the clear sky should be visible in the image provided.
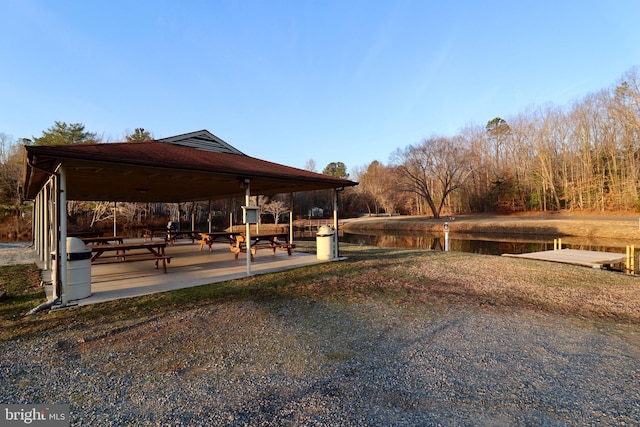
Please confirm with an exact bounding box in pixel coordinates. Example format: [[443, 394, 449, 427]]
[[1, 0, 639, 174]]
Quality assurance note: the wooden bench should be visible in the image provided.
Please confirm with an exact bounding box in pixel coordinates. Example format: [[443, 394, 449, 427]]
[[94, 255, 173, 273], [229, 233, 295, 262], [165, 231, 201, 245], [198, 232, 241, 252], [90, 242, 171, 273], [274, 242, 296, 256]]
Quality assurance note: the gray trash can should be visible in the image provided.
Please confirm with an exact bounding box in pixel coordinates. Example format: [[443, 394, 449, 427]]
[[316, 225, 335, 260], [52, 237, 92, 301]]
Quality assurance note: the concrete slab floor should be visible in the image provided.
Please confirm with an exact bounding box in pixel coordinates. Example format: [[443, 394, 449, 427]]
[[43, 240, 329, 307]]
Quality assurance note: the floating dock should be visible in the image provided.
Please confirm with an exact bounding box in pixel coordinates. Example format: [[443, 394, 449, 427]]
[[503, 248, 627, 269]]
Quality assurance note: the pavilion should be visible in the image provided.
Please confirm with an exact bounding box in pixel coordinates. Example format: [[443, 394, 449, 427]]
[[22, 130, 357, 306]]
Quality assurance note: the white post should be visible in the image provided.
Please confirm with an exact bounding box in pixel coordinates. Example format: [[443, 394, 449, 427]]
[[58, 167, 68, 305], [34, 192, 40, 258], [113, 202, 117, 236], [51, 178, 58, 298], [255, 196, 260, 235], [289, 192, 294, 244], [43, 180, 50, 269], [444, 222, 450, 252], [33, 192, 39, 257], [37, 191, 43, 260], [245, 182, 251, 276], [333, 188, 339, 259]]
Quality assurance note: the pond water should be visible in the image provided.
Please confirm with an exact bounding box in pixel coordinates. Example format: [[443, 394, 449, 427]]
[[339, 231, 630, 256]]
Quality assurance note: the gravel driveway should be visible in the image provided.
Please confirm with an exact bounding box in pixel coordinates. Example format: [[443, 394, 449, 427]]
[[2, 299, 639, 426]]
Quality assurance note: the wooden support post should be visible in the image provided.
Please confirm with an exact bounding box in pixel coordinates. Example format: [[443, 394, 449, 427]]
[[626, 246, 630, 273]]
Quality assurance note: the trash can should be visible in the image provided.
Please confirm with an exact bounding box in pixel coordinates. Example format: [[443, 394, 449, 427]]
[[51, 237, 92, 301], [316, 225, 335, 260]]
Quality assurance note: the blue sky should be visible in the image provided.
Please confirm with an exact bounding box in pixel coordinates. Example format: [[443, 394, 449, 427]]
[[1, 1, 639, 174]]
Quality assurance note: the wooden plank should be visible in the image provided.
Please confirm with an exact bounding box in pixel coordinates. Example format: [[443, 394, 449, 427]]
[[503, 249, 626, 269]]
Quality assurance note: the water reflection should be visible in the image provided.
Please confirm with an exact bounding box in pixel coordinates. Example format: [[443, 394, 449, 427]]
[[341, 232, 628, 256]]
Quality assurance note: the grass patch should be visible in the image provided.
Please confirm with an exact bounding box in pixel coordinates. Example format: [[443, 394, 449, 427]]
[[0, 263, 45, 321], [2, 244, 639, 342]]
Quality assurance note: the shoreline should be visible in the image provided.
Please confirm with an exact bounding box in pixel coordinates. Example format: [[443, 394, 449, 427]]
[[342, 214, 640, 241]]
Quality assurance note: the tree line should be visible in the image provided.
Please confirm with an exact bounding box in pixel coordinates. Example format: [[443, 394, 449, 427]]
[[353, 67, 640, 218]]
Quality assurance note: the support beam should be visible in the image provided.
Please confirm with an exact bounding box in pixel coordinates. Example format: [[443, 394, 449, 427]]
[[245, 182, 251, 276], [33, 192, 39, 258], [333, 188, 339, 258], [51, 174, 60, 299], [113, 202, 117, 236], [43, 180, 50, 269], [289, 192, 294, 244], [58, 167, 68, 305]]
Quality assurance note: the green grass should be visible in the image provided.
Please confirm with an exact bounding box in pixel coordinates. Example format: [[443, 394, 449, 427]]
[[0, 263, 45, 322]]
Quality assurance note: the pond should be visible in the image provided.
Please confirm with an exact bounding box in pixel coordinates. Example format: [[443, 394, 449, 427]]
[[339, 231, 630, 256]]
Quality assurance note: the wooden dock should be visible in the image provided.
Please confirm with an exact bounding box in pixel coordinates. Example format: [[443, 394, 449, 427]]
[[503, 249, 627, 269]]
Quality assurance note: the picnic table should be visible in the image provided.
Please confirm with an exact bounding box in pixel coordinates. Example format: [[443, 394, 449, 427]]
[[80, 236, 125, 245], [142, 228, 172, 241], [165, 230, 201, 245], [229, 233, 296, 261], [198, 232, 242, 252], [90, 241, 171, 273], [143, 229, 202, 245]]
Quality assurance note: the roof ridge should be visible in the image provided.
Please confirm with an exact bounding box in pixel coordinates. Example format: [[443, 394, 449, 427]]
[[156, 130, 245, 155]]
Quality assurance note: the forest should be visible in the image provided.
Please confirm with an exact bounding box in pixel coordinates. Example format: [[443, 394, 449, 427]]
[[353, 67, 640, 218], [1, 66, 639, 239]]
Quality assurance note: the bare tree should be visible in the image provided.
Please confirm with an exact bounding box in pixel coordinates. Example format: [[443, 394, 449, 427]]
[[304, 159, 317, 172], [261, 198, 288, 224], [88, 201, 114, 228], [0, 134, 23, 207], [393, 136, 472, 219]]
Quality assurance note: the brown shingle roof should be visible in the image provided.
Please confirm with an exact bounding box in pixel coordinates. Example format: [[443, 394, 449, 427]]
[[23, 141, 357, 202]]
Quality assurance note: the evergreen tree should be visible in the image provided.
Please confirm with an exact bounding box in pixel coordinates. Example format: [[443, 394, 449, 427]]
[[32, 121, 97, 145]]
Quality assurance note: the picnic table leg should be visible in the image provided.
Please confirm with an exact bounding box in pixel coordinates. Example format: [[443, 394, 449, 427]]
[[153, 258, 168, 273]]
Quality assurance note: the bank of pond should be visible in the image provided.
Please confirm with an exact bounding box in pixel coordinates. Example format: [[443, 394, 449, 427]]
[[336, 231, 630, 257]]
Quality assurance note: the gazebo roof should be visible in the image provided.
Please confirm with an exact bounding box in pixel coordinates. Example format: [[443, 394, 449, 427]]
[[23, 130, 357, 202]]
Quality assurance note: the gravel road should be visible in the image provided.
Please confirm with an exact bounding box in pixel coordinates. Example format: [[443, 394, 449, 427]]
[[2, 299, 639, 426]]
